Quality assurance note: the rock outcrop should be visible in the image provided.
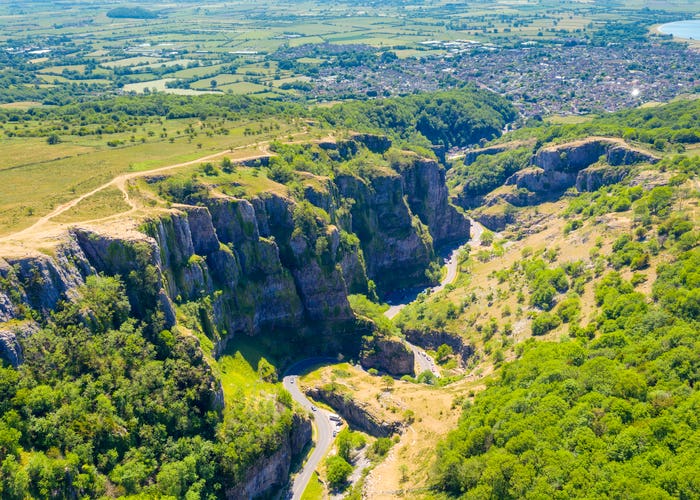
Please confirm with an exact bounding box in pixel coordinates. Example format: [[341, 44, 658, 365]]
[[225, 413, 312, 500], [360, 335, 415, 376], [0, 239, 92, 320], [404, 329, 474, 367], [396, 157, 470, 247], [507, 138, 659, 195], [0, 141, 468, 499], [575, 163, 630, 192], [334, 171, 434, 292], [0, 322, 39, 367], [73, 227, 177, 329], [306, 386, 402, 437]]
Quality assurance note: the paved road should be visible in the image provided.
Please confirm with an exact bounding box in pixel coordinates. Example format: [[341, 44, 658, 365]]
[[283, 358, 338, 500], [384, 219, 485, 319], [408, 342, 441, 378], [384, 219, 486, 377], [282, 220, 489, 496]]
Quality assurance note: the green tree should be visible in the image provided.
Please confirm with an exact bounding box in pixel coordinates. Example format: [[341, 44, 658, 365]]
[[221, 156, 234, 173], [336, 429, 352, 461], [436, 344, 453, 364], [325, 455, 352, 489]]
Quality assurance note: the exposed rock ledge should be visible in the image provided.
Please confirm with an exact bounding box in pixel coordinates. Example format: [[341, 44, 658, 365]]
[[507, 137, 659, 194], [306, 387, 402, 437], [225, 413, 312, 500], [359, 335, 414, 376], [404, 329, 474, 366]]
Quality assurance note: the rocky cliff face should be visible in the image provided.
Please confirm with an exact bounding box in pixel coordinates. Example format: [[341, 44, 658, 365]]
[[396, 157, 470, 247], [0, 138, 470, 499], [306, 387, 403, 437], [360, 335, 415, 376], [334, 171, 434, 292], [0, 239, 92, 320], [225, 413, 312, 500], [73, 227, 177, 330], [507, 138, 659, 195], [575, 164, 630, 192], [0, 146, 466, 346], [404, 329, 474, 367], [317, 137, 470, 293]]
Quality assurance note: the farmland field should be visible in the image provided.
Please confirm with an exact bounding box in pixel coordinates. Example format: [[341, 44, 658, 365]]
[[2, 0, 696, 104]]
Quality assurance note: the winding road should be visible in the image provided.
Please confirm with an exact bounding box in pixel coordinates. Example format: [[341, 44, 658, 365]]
[[384, 219, 485, 377], [281, 220, 487, 498], [282, 358, 339, 500], [384, 220, 484, 320]]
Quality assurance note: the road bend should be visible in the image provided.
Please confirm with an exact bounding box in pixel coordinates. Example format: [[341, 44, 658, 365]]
[[384, 218, 486, 377], [282, 357, 338, 500]]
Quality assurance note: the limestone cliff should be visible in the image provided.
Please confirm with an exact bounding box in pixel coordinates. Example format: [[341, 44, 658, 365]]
[[225, 413, 312, 500], [404, 328, 474, 367], [305, 386, 403, 437], [507, 138, 659, 195], [334, 171, 434, 292], [0, 238, 92, 320], [359, 335, 415, 376], [0, 155, 466, 349], [396, 157, 470, 247]]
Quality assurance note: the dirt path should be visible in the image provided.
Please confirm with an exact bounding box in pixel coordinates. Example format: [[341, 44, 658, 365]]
[[0, 140, 278, 247]]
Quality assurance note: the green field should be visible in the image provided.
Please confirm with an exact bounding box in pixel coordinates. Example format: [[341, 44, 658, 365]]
[[0, 113, 304, 236], [2, 0, 696, 103]]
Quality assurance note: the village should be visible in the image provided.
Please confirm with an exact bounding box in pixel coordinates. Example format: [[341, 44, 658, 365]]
[[308, 38, 700, 120]]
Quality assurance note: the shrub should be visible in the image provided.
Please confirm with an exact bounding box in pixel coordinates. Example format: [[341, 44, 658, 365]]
[[325, 456, 352, 489], [532, 312, 562, 336], [220, 157, 235, 173]]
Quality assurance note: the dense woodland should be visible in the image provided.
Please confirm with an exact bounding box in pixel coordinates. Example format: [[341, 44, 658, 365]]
[[0, 88, 514, 151], [434, 247, 699, 498], [512, 99, 700, 152], [0, 275, 295, 498]]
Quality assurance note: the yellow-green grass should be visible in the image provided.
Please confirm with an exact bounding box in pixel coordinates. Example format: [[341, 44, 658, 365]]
[[37, 74, 70, 84], [190, 73, 242, 89], [684, 143, 700, 158], [296, 57, 326, 64], [122, 78, 220, 95], [217, 351, 276, 402], [144, 163, 288, 199], [299, 362, 356, 387], [0, 121, 302, 236], [100, 56, 161, 68], [217, 336, 280, 402], [288, 36, 327, 47], [37, 74, 111, 85], [141, 58, 196, 70], [37, 64, 87, 74], [171, 63, 227, 79], [52, 187, 131, 224], [0, 101, 43, 110], [218, 81, 271, 94], [0, 137, 94, 170], [545, 114, 595, 124], [300, 472, 324, 500]]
